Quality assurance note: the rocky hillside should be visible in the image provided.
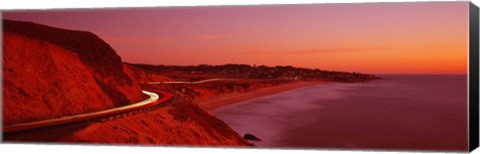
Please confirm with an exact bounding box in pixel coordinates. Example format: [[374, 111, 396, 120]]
[[4, 20, 145, 106], [3, 32, 118, 125], [163, 80, 288, 101], [3, 20, 147, 125]]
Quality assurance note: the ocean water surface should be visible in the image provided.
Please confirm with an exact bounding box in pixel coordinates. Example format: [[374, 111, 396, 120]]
[[211, 75, 468, 151]]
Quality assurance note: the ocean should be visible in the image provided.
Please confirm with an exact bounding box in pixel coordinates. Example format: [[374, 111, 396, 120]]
[[211, 75, 468, 151]]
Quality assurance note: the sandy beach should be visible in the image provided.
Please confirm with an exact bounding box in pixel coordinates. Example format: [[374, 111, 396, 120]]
[[197, 81, 329, 110]]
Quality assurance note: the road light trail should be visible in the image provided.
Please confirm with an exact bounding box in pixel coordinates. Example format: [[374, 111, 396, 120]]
[[147, 78, 243, 84], [4, 90, 172, 133]]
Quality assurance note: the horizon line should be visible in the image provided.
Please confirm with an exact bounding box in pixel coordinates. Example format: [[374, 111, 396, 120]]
[[125, 62, 468, 75]]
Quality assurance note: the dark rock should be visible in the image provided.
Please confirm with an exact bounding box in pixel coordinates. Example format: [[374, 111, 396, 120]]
[[243, 133, 262, 141]]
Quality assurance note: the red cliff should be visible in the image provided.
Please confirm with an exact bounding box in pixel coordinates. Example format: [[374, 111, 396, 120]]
[[3, 20, 145, 125]]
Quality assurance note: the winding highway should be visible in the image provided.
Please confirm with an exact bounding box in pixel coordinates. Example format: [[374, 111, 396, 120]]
[[4, 78, 265, 141], [3, 90, 173, 141], [147, 78, 247, 84]]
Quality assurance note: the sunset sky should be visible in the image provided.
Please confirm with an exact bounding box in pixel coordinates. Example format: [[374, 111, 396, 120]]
[[2, 2, 469, 74]]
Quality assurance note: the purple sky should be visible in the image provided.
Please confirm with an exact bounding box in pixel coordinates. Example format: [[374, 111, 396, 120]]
[[3, 2, 469, 74]]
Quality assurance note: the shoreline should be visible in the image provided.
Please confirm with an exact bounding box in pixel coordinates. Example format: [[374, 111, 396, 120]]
[[197, 81, 329, 110]]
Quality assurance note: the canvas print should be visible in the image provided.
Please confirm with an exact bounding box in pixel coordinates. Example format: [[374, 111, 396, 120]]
[[1, 1, 475, 152]]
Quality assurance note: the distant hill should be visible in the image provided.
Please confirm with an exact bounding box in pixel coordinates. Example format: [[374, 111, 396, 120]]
[[132, 63, 382, 83]]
